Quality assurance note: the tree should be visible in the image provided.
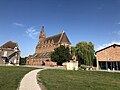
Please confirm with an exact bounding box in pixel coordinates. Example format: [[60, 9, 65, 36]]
[[93, 56, 97, 67], [75, 42, 86, 65], [75, 42, 95, 66], [51, 45, 71, 66], [19, 57, 27, 65], [71, 46, 76, 56], [87, 42, 95, 66]]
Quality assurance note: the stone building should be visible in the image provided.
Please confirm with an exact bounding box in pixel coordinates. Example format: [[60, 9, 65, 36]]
[[0, 41, 20, 65], [96, 44, 120, 70], [26, 26, 71, 66]]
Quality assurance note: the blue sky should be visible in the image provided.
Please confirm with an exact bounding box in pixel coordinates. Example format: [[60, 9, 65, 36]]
[[0, 0, 120, 57]]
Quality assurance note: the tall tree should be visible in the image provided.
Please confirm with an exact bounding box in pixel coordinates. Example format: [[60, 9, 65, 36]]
[[71, 46, 76, 56], [88, 42, 94, 65], [75, 42, 95, 66], [51, 45, 71, 66]]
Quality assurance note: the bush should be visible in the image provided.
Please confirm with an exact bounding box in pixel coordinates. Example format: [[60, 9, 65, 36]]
[[80, 65, 92, 70]]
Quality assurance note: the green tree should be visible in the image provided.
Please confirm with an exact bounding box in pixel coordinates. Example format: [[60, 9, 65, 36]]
[[71, 46, 76, 56], [88, 42, 95, 66], [19, 57, 26, 65], [75, 42, 95, 66], [51, 45, 71, 66]]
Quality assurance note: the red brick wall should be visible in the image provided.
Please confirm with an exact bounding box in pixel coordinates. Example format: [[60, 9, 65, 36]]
[[26, 57, 56, 66], [36, 43, 60, 53], [96, 46, 120, 61]]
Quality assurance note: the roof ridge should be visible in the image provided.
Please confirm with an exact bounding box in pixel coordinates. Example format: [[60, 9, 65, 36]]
[[0, 41, 19, 49], [58, 31, 65, 43], [46, 33, 62, 39], [95, 44, 120, 54]]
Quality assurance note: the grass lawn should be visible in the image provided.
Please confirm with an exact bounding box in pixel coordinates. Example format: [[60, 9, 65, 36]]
[[0, 66, 35, 90], [38, 69, 120, 90]]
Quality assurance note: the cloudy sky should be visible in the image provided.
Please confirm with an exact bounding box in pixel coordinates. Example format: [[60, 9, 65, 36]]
[[0, 0, 120, 57]]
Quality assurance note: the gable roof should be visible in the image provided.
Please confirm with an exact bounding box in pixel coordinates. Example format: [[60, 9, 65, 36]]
[[45, 33, 61, 43], [95, 44, 120, 54], [33, 52, 51, 58], [0, 41, 19, 50], [44, 32, 71, 44], [59, 32, 71, 44]]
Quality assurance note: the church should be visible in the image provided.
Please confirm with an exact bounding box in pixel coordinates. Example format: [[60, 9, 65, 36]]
[[26, 26, 71, 66]]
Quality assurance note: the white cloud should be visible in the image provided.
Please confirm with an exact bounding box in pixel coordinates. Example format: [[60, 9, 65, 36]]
[[96, 41, 120, 51], [13, 22, 40, 39], [116, 31, 120, 35], [13, 22, 24, 27], [113, 30, 120, 35], [115, 22, 120, 25], [26, 26, 39, 39]]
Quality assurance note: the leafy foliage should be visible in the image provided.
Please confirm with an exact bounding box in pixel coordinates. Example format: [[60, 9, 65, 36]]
[[71, 46, 76, 56], [71, 41, 95, 66], [19, 57, 27, 65], [51, 45, 71, 65]]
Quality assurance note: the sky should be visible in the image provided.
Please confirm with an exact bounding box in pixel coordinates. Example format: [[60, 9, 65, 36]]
[[0, 0, 120, 57]]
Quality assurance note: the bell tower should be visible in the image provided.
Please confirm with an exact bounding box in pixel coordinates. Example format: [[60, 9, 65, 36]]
[[36, 26, 46, 53]]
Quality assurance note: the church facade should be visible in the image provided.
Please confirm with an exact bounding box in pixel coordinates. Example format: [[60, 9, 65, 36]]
[[26, 26, 71, 66]]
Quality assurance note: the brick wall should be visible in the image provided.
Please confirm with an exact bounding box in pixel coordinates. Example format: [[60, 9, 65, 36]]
[[26, 44, 62, 66], [26, 57, 56, 66], [96, 46, 120, 61], [36, 43, 60, 53]]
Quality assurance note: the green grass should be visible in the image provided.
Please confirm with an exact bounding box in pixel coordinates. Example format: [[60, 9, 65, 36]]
[[0, 66, 35, 90], [38, 69, 120, 90]]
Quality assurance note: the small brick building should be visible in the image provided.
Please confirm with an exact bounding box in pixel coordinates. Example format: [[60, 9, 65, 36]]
[[96, 44, 120, 70], [0, 41, 20, 65], [26, 26, 71, 66]]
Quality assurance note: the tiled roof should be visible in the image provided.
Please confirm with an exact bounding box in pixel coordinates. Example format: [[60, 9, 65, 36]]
[[0, 41, 19, 50], [32, 52, 51, 58], [44, 32, 71, 44], [44, 33, 62, 43], [60, 32, 71, 44], [95, 44, 120, 54]]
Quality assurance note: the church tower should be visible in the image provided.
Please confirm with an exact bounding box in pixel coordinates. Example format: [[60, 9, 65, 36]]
[[36, 26, 46, 52], [38, 26, 46, 43]]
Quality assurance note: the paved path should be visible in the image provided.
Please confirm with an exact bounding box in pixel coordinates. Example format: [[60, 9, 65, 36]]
[[18, 69, 43, 90]]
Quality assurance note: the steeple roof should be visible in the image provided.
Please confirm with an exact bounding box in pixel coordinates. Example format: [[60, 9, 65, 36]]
[[39, 26, 46, 39]]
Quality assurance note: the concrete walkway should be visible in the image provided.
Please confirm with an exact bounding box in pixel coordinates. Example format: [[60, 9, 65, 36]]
[[18, 69, 42, 90]]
